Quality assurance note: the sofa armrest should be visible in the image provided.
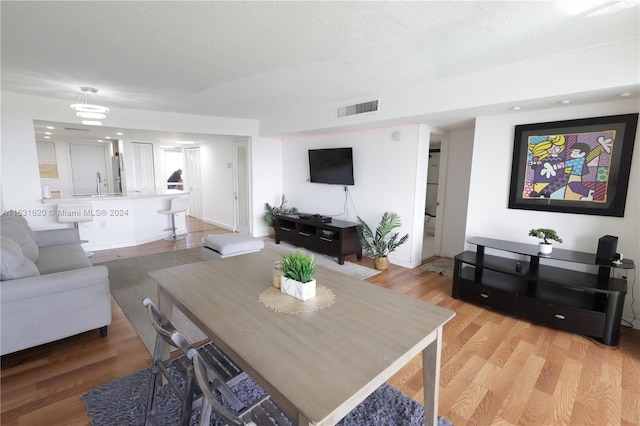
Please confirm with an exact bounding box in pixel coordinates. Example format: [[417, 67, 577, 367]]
[[35, 228, 81, 248], [0, 265, 108, 302]]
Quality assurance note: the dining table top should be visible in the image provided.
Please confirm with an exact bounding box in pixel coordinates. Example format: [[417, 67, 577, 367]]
[[150, 247, 455, 425]]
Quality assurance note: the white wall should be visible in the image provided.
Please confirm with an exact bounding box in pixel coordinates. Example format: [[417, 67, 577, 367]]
[[251, 137, 284, 237], [280, 124, 429, 268], [439, 127, 475, 257], [199, 140, 235, 229], [466, 99, 640, 327]]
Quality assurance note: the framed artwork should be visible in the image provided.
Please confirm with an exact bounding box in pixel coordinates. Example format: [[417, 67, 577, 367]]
[[508, 113, 638, 217]]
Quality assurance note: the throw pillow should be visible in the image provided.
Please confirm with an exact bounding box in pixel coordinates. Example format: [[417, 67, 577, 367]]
[[0, 237, 40, 281], [0, 219, 39, 262]]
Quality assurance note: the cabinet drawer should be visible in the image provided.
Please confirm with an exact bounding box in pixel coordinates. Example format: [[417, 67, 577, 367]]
[[518, 298, 606, 337], [457, 281, 517, 314]]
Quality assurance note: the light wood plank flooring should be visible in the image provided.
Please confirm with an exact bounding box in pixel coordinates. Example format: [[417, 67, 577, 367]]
[[2, 217, 639, 425]]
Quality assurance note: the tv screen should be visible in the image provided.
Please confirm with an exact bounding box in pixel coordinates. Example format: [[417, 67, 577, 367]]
[[308, 148, 354, 185]]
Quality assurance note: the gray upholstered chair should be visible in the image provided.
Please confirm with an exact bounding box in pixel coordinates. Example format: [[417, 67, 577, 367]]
[[142, 298, 245, 426], [192, 355, 293, 426]]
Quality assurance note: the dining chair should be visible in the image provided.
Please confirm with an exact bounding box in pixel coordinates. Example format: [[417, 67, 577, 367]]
[[142, 298, 246, 426], [192, 355, 294, 426]]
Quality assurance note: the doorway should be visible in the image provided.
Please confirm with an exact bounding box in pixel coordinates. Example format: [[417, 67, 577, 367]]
[[422, 137, 445, 261], [185, 147, 202, 219]]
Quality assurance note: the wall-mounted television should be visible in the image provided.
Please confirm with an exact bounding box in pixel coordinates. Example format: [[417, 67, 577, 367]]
[[308, 147, 354, 185]]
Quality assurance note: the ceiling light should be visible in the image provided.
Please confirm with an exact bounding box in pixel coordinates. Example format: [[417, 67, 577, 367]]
[[76, 112, 106, 119], [44, 136, 50, 139], [46, 126, 55, 130], [71, 87, 110, 114], [511, 106, 521, 111], [618, 92, 631, 97], [82, 120, 103, 126], [559, 99, 571, 104], [116, 132, 123, 136], [45, 131, 52, 135]]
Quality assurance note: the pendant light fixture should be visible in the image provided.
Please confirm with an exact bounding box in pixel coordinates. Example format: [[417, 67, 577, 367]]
[[70, 87, 109, 125]]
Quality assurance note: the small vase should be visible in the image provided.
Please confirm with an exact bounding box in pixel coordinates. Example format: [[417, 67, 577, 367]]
[[374, 256, 390, 270], [272, 262, 282, 288], [281, 277, 316, 300], [538, 242, 553, 255]]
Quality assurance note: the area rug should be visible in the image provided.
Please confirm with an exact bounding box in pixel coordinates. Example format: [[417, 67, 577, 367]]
[[419, 257, 455, 277], [83, 362, 453, 426], [102, 239, 379, 354]]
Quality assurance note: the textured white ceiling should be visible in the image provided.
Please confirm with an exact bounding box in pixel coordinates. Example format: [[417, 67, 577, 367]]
[[2, 1, 639, 121]]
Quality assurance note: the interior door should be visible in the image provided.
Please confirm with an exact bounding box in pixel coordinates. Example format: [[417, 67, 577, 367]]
[[185, 147, 202, 219], [233, 139, 250, 234], [69, 143, 108, 195]]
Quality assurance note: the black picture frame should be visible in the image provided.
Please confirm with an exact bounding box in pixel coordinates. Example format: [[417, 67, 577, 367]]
[[508, 113, 638, 217]]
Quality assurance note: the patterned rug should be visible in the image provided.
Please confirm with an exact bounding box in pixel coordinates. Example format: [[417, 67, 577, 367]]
[[83, 360, 453, 426]]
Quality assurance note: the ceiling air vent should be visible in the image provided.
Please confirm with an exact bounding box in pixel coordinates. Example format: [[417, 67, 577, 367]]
[[337, 99, 379, 117], [64, 127, 91, 132]]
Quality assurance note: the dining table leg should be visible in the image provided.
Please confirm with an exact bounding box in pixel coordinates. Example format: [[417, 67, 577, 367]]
[[422, 328, 443, 426]]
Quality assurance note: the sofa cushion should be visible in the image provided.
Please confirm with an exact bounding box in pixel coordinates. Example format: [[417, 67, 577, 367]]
[[0, 219, 39, 262], [36, 243, 91, 275], [1, 237, 40, 281], [1, 213, 37, 241]]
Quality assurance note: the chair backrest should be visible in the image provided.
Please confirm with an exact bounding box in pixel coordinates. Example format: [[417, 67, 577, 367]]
[[193, 355, 252, 426], [169, 197, 190, 213], [143, 298, 191, 356]]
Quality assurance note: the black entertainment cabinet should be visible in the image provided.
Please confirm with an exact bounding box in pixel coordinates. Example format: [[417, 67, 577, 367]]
[[452, 237, 634, 346], [274, 214, 362, 265]]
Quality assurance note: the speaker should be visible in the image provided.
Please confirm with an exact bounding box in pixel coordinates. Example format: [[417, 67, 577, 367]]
[[596, 235, 618, 262]]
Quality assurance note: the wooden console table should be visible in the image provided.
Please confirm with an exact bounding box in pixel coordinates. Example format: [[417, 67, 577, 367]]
[[452, 237, 633, 346], [275, 214, 362, 265]]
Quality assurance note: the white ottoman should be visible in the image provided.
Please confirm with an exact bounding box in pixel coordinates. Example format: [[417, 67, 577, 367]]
[[202, 233, 264, 258]]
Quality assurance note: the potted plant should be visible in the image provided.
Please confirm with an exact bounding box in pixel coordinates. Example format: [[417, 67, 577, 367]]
[[357, 212, 409, 270], [280, 250, 317, 300], [264, 195, 298, 229], [529, 228, 562, 255]]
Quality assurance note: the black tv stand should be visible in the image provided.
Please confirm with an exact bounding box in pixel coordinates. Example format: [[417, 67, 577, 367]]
[[452, 237, 633, 346], [275, 214, 361, 264]]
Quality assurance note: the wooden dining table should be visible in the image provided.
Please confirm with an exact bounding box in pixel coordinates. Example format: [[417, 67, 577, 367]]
[[150, 248, 455, 425]]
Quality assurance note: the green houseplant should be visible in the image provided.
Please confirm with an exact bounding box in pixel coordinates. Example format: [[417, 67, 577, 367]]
[[264, 195, 298, 229], [357, 212, 409, 270], [279, 251, 317, 300], [528, 228, 562, 255]]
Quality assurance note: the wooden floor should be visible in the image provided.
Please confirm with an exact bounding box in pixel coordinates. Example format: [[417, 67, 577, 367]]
[[2, 217, 639, 425]]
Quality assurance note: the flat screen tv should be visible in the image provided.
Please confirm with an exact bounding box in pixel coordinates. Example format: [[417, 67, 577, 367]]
[[308, 147, 354, 185]]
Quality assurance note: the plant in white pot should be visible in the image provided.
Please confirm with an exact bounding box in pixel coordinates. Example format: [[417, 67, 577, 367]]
[[529, 228, 562, 255], [280, 251, 317, 301], [357, 212, 409, 270]]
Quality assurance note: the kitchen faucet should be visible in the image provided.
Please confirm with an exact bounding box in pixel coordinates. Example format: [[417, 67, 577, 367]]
[[96, 171, 102, 196]]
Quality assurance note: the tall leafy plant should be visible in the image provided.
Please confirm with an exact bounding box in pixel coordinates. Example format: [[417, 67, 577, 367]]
[[357, 212, 409, 259], [264, 195, 298, 228]]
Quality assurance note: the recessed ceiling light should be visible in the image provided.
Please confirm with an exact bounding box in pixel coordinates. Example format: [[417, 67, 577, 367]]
[[98, 139, 104, 142], [618, 92, 631, 97], [116, 132, 123, 136], [45, 131, 52, 135], [82, 120, 102, 126], [105, 136, 112, 139], [511, 106, 521, 111], [559, 99, 571, 104], [44, 136, 50, 139], [46, 126, 55, 130]]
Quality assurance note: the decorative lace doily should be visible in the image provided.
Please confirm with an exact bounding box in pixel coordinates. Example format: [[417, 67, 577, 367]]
[[258, 284, 335, 314]]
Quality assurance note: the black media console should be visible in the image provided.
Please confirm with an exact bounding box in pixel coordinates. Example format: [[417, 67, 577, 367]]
[[452, 237, 634, 346], [275, 214, 362, 265]]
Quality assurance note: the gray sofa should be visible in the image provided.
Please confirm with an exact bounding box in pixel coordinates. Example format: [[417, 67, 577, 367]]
[[1, 213, 111, 355]]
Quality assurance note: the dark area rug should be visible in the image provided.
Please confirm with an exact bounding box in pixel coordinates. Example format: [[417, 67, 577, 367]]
[[83, 363, 453, 426]]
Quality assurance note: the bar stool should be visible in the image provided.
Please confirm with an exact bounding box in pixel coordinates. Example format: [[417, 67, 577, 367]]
[[56, 202, 94, 257], [157, 197, 189, 241]]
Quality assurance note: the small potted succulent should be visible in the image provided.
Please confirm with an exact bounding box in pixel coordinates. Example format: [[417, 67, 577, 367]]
[[280, 250, 317, 300], [529, 228, 562, 255]]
